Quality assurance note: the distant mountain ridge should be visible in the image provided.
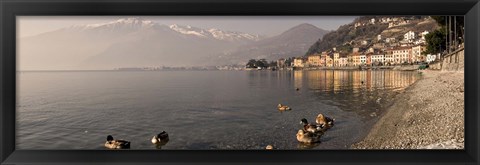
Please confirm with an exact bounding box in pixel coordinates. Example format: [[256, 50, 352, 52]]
[[212, 23, 329, 65], [61, 18, 263, 43], [19, 18, 328, 70], [19, 18, 263, 70]]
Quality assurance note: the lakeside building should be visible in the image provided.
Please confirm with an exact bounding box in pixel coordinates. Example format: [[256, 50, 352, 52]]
[[352, 53, 361, 66], [384, 49, 394, 65], [360, 54, 367, 65], [333, 53, 340, 67], [412, 44, 427, 62], [347, 54, 354, 67], [371, 53, 385, 65], [325, 53, 334, 67], [293, 58, 305, 68], [366, 53, 372, 66], [392, 46, 412, 64], [339, 56, 348, 67], [321, 52, 328, 66], [307, 54, 322, 67]]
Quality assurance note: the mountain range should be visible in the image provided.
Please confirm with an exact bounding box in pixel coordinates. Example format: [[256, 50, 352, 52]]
[[19, 17, 328, 70], [211, 23, 329, 65]]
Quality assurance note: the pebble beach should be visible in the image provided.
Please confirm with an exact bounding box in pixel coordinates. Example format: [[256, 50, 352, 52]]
[[351, 70, 464, 149]]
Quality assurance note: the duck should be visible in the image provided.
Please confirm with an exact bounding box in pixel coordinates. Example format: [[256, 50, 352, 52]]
[[296, 129, 322, 143], [277, 104, 292, 111], [151, 131, 169, 144], [104, 135, 130, 149], [265, 145, 274, 150], [300, 118, 325, 134], [315, 114, 335, 129]]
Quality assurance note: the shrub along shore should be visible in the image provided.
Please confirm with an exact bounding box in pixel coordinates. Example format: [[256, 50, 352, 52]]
[[351, 70, 464, 149]]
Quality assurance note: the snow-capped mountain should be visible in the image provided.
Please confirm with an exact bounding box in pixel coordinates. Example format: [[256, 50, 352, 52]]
[[168, 24, 261, 42], [18, 18, 261, 70], [63, 18, 261, 43], [169, 24, 261, 43], [71, 18, 157, 31], [18, 17, 325, 70]]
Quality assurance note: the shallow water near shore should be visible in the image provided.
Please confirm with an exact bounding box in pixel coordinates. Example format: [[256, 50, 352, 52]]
[[17, 70, 420, 149]]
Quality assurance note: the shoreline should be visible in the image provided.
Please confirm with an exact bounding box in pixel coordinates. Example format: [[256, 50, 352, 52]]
[[351, 70, 464, 149]]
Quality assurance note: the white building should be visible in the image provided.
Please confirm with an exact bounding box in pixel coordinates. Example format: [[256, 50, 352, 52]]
[[385, 37, 396, 43], [426, 54, 436, 63], [420, 30, 429, 40], [359, 54, 367, 65], [361, 40, 368, 45], [404, 31, 416, 42], [293, 58, 305, 68], [392, 47, 412, 64], [339, 57, 348, 67], [385, 54, 394, 65], [371, 54, 385, 64]]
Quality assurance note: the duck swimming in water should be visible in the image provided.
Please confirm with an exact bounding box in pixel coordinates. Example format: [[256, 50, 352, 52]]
[[104, 135, 130, 149], [277, 104, 292, 111], [315, 114, 335, 130], [296, 129, 322, 143], [151, 131, 169, 144], [300, 118, 325, 134]]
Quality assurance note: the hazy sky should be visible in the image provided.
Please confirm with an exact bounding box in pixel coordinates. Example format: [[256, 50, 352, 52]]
[[18, 16, 357, 38]]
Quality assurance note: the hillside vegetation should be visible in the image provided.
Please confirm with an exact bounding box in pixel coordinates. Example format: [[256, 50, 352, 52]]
[[305, 16, 438, 55]]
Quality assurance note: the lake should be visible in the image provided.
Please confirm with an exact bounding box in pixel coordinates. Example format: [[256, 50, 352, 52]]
[[17, 70, 420, 149]]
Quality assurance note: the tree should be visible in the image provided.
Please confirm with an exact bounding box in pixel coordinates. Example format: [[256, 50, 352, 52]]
[[255, 59, 268, 68], [269, 61, 277, 67], [429, 16, 464, 49], [285, 57, 295, 67], [424, 28, 446, 55], [246, 59, 257, 68]]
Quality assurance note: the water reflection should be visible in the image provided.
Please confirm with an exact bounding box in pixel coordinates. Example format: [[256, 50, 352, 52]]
[[294, 70, 420, 121], [297, 142, 320, 149], [154, 141, 169, 149], [18, 70, 420, 150], [295, 70, 419, 92], [294, 70, 303, 89]]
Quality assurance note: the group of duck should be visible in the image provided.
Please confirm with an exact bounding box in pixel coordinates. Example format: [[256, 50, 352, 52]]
[[104, 131, 169, 149], [296, 113, 335, 144]]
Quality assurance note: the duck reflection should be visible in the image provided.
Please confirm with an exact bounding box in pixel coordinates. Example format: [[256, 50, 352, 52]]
[[296, 141, 320, 149], [154, 141, 169, 149]]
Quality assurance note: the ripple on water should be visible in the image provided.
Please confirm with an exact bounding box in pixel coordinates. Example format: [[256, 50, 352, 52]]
[[17, 70, 419, 149]]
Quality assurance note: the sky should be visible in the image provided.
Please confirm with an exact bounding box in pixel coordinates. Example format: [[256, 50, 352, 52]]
[[17, 16, 357, 38]]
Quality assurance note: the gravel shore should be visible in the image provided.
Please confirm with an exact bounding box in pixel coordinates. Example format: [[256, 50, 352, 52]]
[[351, 70, 464, 149]]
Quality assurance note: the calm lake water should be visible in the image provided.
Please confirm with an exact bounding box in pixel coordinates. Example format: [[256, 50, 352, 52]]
[[17, 70, 420, 150]]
